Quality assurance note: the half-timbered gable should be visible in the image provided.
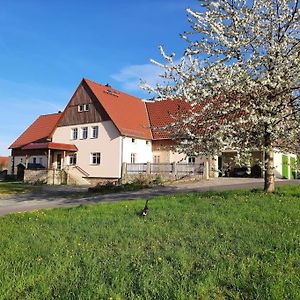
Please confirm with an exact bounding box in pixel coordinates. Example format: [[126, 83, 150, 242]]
[[57, 80, 110, 127]]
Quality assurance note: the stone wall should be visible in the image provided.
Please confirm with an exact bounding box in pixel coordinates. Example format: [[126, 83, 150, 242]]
[[24, 169, 48, 184], [86, 177, 119, 186], [24, 169, 67, 185]]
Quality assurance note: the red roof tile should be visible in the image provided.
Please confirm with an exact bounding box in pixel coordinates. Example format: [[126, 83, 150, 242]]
[[22, 142, 77, 151], [9, 113, 62, 149], [146, 99, 191, 140], [84, 79, 152, 140]]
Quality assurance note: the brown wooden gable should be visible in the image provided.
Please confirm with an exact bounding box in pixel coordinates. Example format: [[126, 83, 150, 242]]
[[57, 81, 110, 127]]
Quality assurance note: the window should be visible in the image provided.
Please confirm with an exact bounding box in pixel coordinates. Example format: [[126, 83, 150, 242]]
[[146, 141, 150, 145], [153, 155, 160, 163], [78, 104, 84, 112], [69, 154, 77, 165], [39, 157, 43, 165], [91, 126, 99, 139], [33, 157, 37, 164], [188, 156, 196, 164], [81, 127, 88, 139], [131, 138, 136, 143], [131, 153, 136, 163], [71, 128, 78, 140], [78, 104, 89, 112], [91, 153, 101, 165]]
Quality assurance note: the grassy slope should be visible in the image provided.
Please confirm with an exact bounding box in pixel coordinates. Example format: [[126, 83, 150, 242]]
[[0, 186, 300, 299]]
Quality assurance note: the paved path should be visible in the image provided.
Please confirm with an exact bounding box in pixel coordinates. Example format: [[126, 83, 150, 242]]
[[0, 178, 299, 217]]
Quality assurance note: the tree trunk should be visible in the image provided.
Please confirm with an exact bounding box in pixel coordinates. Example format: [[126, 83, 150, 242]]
[[264, 131, 275, 192]]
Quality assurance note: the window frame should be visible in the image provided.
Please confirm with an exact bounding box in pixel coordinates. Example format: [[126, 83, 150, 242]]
[[69, 153, 77, 166], [71, 128, 78, 140], [78, 104, 84, 112], [81, 127, 88, 140], [153, 155, 160, 163], [91, 126, 99, 139], [130, 153, 136, 164], [90, 152, 101, 165], [188, 156, 196, 164]]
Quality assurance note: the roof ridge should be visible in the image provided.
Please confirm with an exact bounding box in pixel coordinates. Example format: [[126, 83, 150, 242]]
[[83, 78, 143, 102], [39, 112, 62, 117]]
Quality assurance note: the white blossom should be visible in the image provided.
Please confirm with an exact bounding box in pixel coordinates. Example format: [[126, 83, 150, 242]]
[[144, 0, 300, 192]]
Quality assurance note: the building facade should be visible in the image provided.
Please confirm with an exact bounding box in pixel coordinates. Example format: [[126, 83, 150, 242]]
[[9, 78, 297, 184]]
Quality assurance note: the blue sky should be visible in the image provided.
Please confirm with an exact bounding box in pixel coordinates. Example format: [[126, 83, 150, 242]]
[[0, 0, 196, 155]]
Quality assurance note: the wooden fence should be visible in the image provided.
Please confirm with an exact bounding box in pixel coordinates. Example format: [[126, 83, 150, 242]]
[[125, 162, 204, 177]]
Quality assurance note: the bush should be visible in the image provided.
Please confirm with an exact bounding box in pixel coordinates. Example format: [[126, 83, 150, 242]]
[[88, 176, 164, 194]]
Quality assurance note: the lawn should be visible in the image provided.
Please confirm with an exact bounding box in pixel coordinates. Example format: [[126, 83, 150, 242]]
[[0, 182, 34, 195], [0, 186, 300, 299]]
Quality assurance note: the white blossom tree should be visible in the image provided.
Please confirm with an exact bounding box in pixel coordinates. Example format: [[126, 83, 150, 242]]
[[145, 0, 300, 193]]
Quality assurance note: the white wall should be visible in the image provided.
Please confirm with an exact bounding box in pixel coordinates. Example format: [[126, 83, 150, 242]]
[[53, 121, 122, 178], [170, 151, 186, 163], [122, 137, 152, 163]]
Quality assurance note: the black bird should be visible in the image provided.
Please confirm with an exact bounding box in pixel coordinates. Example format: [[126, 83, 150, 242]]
[[141, 200, 149, 217]]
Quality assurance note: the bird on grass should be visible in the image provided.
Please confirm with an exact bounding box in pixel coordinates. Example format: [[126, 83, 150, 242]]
[[140, 200, 149, 217]]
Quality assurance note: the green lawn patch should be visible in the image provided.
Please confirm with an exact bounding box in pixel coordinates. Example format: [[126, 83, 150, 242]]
[[1, 186, 300, 299], [0, 182, 34, 195]]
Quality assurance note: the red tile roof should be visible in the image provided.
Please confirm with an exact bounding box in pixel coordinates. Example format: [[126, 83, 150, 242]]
[[9, 113, 62, 149], [0, 156, 9, 167], [22, 142, 77, 151], [10, 79, 196, 151], [84, 79, 152, 140], [146, 99, 191, 140]]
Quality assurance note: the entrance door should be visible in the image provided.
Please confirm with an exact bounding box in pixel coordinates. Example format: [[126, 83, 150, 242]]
[[282, 155, 289, 179], [218, 157, 223, 177], [290, 157, 296, 179], [57, 154, 62, 170]]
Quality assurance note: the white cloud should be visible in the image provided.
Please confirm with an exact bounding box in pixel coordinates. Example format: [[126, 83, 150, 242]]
[[111, 63, 164, 94]]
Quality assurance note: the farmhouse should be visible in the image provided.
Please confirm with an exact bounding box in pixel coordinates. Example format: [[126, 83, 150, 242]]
[[9, 78, 297, 184]]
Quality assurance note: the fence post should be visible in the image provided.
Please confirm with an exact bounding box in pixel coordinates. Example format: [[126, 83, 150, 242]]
[[146, 162, 151, 175], [121, 162, 127, 184], [204, 158, 210, 180], [172, 162, 177, 178]]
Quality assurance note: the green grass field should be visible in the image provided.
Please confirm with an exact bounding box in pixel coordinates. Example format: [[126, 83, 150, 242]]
[[0, 182, 34, 195], [0, 186, 300, 299]]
